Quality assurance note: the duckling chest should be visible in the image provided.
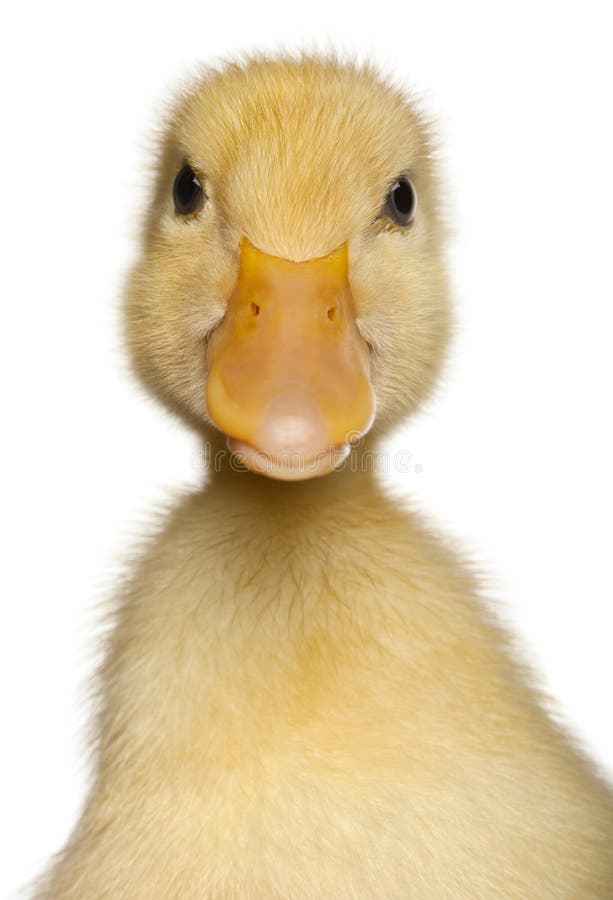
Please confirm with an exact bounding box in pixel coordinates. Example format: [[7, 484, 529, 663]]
[[101, 523, 517, 894], [108, 560, 445, 890]]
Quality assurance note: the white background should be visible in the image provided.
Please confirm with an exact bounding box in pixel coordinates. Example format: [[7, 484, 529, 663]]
[[1, 1, 612, 896]]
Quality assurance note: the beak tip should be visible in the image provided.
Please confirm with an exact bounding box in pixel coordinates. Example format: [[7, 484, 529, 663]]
[[257, 398, 328, 459]]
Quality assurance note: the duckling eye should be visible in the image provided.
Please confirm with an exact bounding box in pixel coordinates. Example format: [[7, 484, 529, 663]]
[[173, 164, 205, 216], [386, 175, 417, 227]]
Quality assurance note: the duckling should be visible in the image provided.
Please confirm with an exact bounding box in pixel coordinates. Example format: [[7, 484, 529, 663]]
[[38, 55, 613, 898]]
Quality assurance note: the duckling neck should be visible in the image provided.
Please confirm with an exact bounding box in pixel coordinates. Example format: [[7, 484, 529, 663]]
[[204, 439, 381, 520]]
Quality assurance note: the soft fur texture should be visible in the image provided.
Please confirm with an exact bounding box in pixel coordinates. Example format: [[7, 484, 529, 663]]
[[38, 55, 613, 898]]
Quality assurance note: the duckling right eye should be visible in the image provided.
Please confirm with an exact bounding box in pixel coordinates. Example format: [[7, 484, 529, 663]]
[[385, 175, 417, 227], [173, 164, 205, 216]]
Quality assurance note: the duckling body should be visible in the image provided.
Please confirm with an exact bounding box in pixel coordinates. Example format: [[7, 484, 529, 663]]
[[41, 468, 613, 897], [38, 56, 612, 897]]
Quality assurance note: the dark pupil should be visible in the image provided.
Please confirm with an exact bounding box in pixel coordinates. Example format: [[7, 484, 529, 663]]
[[173, 165, 203, 214], [392, 180, 414, 217]]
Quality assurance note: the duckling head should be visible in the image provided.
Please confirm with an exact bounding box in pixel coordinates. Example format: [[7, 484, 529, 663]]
[[126, 55, 450, 480]]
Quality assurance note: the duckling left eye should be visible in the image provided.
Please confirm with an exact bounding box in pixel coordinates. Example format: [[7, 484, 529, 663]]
[[173, 164, 205, 216], [385, 175, 417, 227]]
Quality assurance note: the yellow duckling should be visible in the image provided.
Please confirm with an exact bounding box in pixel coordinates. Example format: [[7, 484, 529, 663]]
[[38, 55, 613, 898]]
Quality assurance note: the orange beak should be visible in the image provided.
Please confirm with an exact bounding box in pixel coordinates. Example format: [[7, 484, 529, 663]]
[[206, 239, 375, 480]]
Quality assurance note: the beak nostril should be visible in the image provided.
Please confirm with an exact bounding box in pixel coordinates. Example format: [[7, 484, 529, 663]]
[[327, 307, 337, 321], [250, 301, 260, 316]]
